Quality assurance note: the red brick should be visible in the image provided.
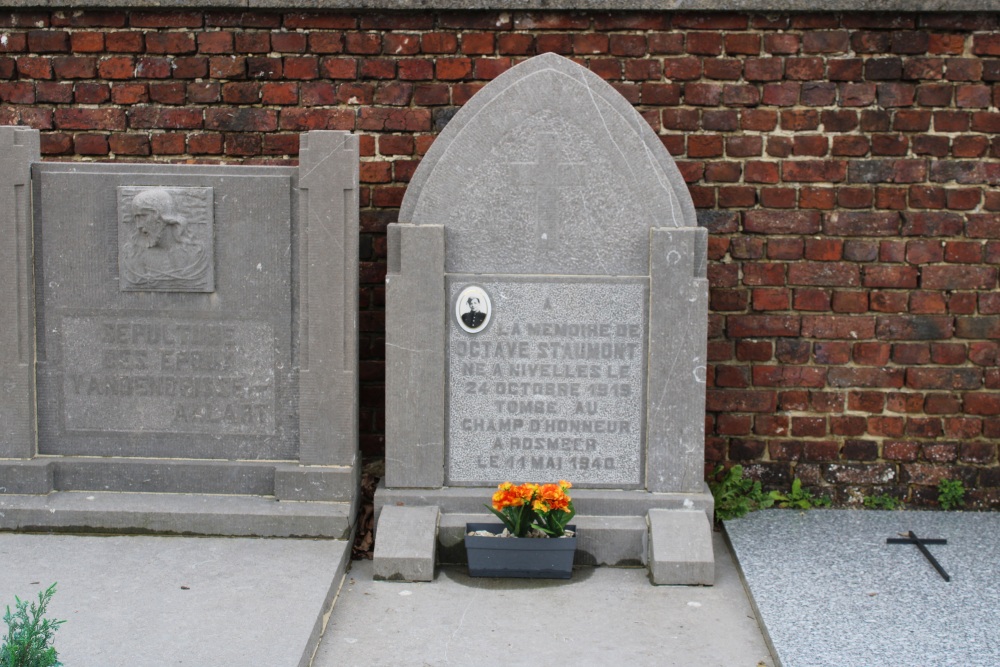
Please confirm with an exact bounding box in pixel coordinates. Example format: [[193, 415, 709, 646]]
[[358, 107, 431, 132], [972, 34, 1000, 56], [127, 106, 203, 129], [641, 82, 681, 105], [943, 416, 981, 438], [794, 289, 832, 312], [745, 57, 783, 81], [829, 58, 863, 81], [418, 32, 457, 54], [150, 132, 185, 154], [922, 265, 997, 290], [144, 31, 196, 54], [17, 56, 52, 80], [832, 290, 868, 313], [781, 109, 820, 131], [744, 210, 820, 234], [109, 133, 150, 156], [0, 81, 33, 103], [684, 82, 722, 105], [345, 32, 381, 55], [741, 109, 777, 131], [624, 59, 662, 81], [931, 342, 967, 365], [55, 107, 125, 130], [907, 368, 982, 391], [234, 32, 270, 53], [877, 82, 915, 107], [198, 31, 233, 54], [36, 81, 73, 103], [187, 132, 223, 154], [74, 82, 110, 104], [903, 57, 943, 81], [436, 57, 472, 80], [498, 33, 534, 55], [398, 59, 433, 81], [278, 108, 355, 131], [319, 57, 357, 80], [461, 32, 495, 55], [727, 315, 800, 338], [706, 390, 777, 413], [70, 31, 104, 53], [751, 287, 789, 311], [262, 81, 300, 105], [648, 32, 684, 55], [686, 32, 722, 56], [783, 159, 846, 183], [536, 34, 572, 54], [744, 159, 779, 183], [27, 30, 69, 53], [910, 292, 947, 314], [74, 133, 109, 155], [802, 31, 849, 54]]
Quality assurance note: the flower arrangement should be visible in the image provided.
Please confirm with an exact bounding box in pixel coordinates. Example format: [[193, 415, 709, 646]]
[[486, 480, 576, 538]]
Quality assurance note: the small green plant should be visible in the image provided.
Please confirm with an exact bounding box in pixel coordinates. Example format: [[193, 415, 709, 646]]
[[937, 479, 966, 510], [769, 478, 831, 510], [1, 583, 64, 667], [863, 494, 902, 510], [709, 465, 773, 521]]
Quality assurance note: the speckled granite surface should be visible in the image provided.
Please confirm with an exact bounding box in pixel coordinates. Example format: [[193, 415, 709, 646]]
[[725, 509, 1000, 667]]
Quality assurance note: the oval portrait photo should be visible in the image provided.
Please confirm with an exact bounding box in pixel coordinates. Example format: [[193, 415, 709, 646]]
[[455, 285, 492, 333]]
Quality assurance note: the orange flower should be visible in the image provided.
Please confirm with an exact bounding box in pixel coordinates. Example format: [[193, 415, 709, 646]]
[[532, 483, 571, 513]]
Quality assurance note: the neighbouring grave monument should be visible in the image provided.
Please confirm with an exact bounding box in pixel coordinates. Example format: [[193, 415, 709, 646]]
[[0, 127, 360, 538], [375, 53, 713, 584]]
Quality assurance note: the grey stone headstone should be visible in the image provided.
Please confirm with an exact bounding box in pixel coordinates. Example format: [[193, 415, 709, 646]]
[[380, 54, 713, 582], [0, 128, 360, 537], [387, 53, 705, 493], [0, 127, 40, 459]]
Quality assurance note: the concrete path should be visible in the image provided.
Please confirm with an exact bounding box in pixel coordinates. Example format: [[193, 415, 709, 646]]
[[0, 534, 350, 667], [0, 530, 772, 666], [725, 509, 1000, 667], [313, 531, 774, 667]]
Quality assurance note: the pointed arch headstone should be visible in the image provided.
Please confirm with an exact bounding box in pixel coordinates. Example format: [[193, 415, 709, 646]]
[[379, 54, 713, 584]]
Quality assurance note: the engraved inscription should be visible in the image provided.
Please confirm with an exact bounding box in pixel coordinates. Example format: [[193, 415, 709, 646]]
[[118, 187, 214, 292], [61, 316, 274, 435], [447, 279, 647, 486]]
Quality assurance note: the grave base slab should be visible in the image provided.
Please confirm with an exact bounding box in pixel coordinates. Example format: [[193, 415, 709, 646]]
[[0, 491, 354, 538], [373, 505, 440, 582], [0, 533, 351, 667], [375, 483, 714, 582], [648, 508, 715, 585]]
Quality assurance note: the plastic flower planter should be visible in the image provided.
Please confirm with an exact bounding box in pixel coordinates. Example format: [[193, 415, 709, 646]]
[[464, 522, 577, 579]]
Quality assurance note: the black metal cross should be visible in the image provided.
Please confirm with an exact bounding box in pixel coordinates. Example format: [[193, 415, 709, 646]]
[[886, 531, 950, 582]]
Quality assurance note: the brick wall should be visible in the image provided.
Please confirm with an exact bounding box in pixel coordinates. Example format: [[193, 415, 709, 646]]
[[2, 9, 998, 507]]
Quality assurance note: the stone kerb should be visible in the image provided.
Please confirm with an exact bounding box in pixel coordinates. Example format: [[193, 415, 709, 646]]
[[0, 127, 360, 538], [379, 53, 713, 581]]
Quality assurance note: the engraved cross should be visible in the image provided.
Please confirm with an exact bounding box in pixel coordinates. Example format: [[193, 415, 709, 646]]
[[511, 132, 583, 256]]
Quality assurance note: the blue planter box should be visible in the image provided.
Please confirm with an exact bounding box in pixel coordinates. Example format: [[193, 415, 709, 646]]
[[464, 523, 577, 579]]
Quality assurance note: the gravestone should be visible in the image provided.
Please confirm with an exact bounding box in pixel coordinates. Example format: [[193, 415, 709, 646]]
[[376, 53, 713, 584], [0, 127, 360, 538]]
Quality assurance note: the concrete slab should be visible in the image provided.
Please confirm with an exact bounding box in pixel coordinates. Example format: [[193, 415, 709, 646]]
[[725, 509, 1000, 667], [0, 534, 350, 667], [648, 509, 715, 585], [314, 531, 774, 667], [373, 505, 439, 581]]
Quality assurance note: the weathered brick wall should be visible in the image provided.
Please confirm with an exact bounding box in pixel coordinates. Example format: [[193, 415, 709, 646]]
[[2, 9, 998, 507]]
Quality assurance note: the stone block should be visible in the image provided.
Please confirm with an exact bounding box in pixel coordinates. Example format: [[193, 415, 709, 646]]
[[648, 509, 715, 585], [373, 505, 440, 582]]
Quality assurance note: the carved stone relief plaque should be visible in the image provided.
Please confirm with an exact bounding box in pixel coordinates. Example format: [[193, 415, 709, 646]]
[[118, 186, 215, 292]]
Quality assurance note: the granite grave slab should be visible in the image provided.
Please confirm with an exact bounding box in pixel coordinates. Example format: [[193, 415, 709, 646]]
[[376, 53, 712, 583], [726, 509, 1000, 667], [0, 127, 360, 537]]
